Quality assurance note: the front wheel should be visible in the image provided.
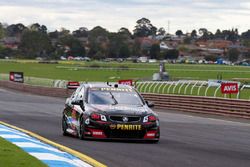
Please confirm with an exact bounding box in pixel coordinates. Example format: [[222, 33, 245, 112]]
[[78, 117, 85, 140], [62, 116, 68, 136]]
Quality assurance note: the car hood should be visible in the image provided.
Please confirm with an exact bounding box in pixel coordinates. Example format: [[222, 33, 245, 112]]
[[85, 104, 153, 116]]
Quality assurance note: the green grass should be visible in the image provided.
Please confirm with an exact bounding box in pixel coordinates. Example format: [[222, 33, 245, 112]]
[[0, 137, 47, 167], [0, 60, 250, 82], [0, 61, 156, 82]]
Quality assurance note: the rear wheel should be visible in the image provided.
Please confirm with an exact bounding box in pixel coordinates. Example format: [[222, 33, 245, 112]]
[[62, 116, 68, 136], [78, 117, 85, 140]]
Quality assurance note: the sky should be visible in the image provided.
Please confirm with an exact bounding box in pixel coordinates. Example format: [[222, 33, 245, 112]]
[[0, 0, 250, 34]]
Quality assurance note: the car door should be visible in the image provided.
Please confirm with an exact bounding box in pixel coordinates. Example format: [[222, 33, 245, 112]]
[[70, 86, 85, 130], [64, 86, 82, 130]]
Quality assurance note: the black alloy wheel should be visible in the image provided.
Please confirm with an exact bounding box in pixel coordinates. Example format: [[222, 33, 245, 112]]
[[78, 116, 85, 140], [62, 116, 68, 136]]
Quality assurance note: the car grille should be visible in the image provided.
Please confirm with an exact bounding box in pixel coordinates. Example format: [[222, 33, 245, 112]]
[[109, 115, 141, 123], [106, 130, 145, 139]]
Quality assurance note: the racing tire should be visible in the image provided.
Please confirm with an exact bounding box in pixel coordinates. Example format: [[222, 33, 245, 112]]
[[78, 117, 85, 140], [62, 116, 68, 136]]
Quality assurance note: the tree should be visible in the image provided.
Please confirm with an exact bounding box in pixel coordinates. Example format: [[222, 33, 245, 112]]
[[191, 30, 197, 39], [199, 28, 213, 40], [242, 39, 250, 47], [175, 30, 183, 37], [107, 28, 132, 58], [19, 30, 53, 58], [93, 51, 105, 60], [107, 33, 119, 58], [59, 35, 85, 57], [6, 23, 27, 36], [89, 26, 108, 39], [244, 50, 250, 59], [220, 29, 238, 42], [30, 23, 47, 33], [133, 18, 157, 37], [199, 28, 208, 36], [215, 29, 222, 39], [163, 49, 179, 60], [150, 44, 160, 59], [89, 26, 109, 57], [59, 27, 70, 37], [183, 37, 192, 44], [131, 39, 141, 56], [157, 27, 166, 36], [241, 30, 250, 39], [227, 48, 239, 62], [118, 27, 132, 39], [0, 23, 5, 39], [0, 46, 15, 58], [72, 27, 88, 38], [48, 30, 59, 39], [119, 44, 130, 58]]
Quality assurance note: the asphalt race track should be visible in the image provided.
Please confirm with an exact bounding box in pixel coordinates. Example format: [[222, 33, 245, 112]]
[[0, 88, 250, 167]]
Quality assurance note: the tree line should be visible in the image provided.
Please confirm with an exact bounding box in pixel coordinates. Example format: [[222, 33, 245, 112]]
[[0, 18, 250, 60]]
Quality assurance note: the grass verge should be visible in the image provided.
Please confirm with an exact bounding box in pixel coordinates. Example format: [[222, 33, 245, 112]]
[[0, 137, 47, 167], [0, 60, 250, 82]]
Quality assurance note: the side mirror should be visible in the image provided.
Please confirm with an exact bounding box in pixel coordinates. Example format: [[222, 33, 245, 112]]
[[146, 101, 155, 108]]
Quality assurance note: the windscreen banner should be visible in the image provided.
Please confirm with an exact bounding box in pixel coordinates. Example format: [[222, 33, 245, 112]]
[[118, 79, 133, 86]]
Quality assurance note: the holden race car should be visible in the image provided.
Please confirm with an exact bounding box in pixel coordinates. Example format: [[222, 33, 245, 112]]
[[62, 83, 160, 142]]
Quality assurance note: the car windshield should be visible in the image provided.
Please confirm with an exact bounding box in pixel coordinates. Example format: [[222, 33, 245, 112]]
[[88, 89, 143, 106]]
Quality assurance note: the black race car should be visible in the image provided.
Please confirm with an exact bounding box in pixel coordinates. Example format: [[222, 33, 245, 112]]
[[62, 83, 160, 142]]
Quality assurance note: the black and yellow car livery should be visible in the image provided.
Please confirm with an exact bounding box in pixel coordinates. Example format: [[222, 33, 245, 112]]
[[62, 83, 160, 142]]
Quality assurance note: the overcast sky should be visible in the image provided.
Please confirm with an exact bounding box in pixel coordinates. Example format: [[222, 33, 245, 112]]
[[0, 0, 250, 34]]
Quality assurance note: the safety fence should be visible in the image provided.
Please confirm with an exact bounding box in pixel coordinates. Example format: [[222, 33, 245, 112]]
[[135, 80, 250, 100]]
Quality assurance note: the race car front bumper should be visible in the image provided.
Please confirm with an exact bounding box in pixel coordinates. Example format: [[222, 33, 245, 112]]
[[83, 120, 160, 140]]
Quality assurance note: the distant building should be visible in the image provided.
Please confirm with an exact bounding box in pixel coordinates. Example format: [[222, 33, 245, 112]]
[[2, 37, 21, 49], [196, 40, 233, 50], [159, 42, 173, 50], [135, 37, 159, 50]]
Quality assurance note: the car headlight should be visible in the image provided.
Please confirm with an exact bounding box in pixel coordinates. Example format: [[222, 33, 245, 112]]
[[91, 113, 107, 122], [143, 115, 157, 123], [100, 114, 107, 121]]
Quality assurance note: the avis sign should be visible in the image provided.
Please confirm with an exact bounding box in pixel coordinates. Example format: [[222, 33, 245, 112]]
[[118, 80, 133, 86], [221, 83, 239, 94]]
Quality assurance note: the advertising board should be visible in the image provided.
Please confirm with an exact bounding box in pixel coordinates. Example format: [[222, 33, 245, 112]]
[[9, 72, 24, 83], [67, 81, 80, 89], [221, 83, 239, 94], [118, 80, 133, 86]]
